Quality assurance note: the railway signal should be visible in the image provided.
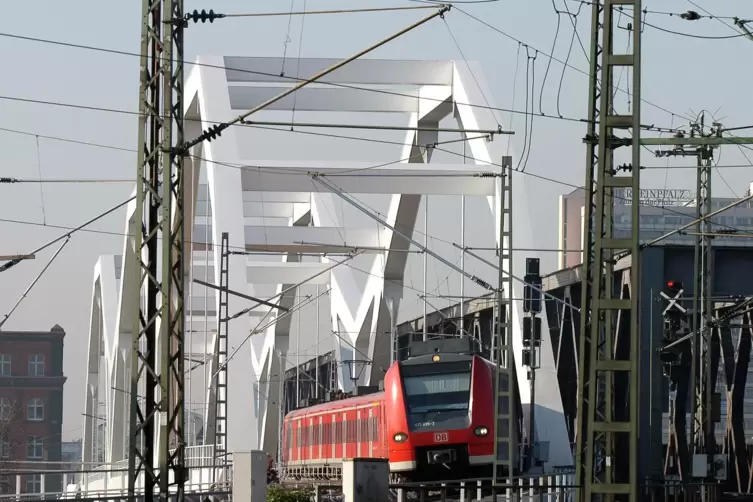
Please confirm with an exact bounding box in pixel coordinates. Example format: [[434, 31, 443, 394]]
[[661, 280, 687, 316], [658, 281, 691, 480], [522, 258, 542, 470]]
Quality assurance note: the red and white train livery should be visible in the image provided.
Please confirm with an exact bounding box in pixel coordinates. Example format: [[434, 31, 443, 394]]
[[282, 339, 513, 480]]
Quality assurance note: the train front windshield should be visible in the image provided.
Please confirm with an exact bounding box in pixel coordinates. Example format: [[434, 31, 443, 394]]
[[401, 361, 472, 417]]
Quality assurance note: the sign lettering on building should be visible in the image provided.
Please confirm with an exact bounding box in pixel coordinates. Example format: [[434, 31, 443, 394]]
[[615, 188, 695, 207]]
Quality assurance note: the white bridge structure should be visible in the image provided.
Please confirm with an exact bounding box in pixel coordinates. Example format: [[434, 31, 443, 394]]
[[78, 55, 572, 493]]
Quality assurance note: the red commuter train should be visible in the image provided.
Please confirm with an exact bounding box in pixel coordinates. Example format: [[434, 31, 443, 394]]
[[281, 339, 512, 481]]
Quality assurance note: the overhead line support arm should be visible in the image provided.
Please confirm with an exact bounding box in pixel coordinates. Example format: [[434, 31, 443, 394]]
[[193, 278, 290, 312], [183, 5, 451, 150]]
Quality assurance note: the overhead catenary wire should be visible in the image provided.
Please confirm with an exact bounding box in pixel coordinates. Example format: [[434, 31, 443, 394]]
[[1, 177, 134, 184], [571, 3, 753, 40], [312, 174, 496, 292], [0, 236, 70, 329], [0, 30, 683, 132], [0, 195, 135, 273], [4, 107, 753, 249], [452, 5, 694, 124], [218, 5, 440, 18], [185, 6, 451, 149], [217, 287, 332, 375], [567, 0, 742, 21]]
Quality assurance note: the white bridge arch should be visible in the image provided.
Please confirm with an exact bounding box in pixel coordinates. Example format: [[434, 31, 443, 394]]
[[81, 56, 573, 488]]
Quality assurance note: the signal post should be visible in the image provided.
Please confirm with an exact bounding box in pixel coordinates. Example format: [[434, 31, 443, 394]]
[[522, 258, 543, 471], [660, 280, 691, 479]]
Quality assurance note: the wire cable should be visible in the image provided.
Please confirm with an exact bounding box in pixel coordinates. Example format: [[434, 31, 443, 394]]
[[34, 135, 47, 226], [2, 177, 133, 184], [520, 49, 538, 173], [539, 0, 563, 116], [515, 52, 531, 171], [223, 5, 439, 17], [453, 5, 694, 124], [0, 196, 135, 273], [442, 18, 501, 126], [506, 43, 522, 154], [0, 29, 682, 131], [0, 236, 70, 329], [556, 0, 584, 118], [642, 19, 749, 39]]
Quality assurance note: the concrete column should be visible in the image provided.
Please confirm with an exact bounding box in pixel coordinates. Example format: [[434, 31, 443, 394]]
[[342, 459, 389, 502], [232, 451, 268, 502]]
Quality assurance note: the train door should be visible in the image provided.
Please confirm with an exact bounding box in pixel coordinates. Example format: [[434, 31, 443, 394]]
[[296, 418, 301, 463], [318, 415, 323, 461], [356, 409, 361, 457], [340, 412, 350, 458], [331, 414, 336, 460], [309, 417, 314, 461], [368, 406, 374, 457]]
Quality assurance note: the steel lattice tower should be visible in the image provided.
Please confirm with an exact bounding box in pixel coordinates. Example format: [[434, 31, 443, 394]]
[[575, 1, 641, 501], [127, 0, 186, 500]]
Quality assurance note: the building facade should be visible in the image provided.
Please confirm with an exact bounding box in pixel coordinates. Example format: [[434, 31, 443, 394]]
[[0, 325, 66, 495], [557, 183, 753, 269]]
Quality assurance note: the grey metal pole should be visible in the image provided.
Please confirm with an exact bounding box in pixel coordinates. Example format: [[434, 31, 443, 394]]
[[423, 196, 429, 341], [316, 284, 320, 400], [296, 291, 301, 408]]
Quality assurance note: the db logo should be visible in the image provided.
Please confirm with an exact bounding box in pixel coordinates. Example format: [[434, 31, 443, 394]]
[[434, 432, 449, 443]]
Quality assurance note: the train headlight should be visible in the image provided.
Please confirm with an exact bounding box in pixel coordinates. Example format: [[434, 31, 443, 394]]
[[393, 432, 408, 443], [474, 426, 489, 437]]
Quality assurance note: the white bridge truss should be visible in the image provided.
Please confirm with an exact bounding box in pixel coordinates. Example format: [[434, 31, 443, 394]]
[[80, 56, 572, 491]]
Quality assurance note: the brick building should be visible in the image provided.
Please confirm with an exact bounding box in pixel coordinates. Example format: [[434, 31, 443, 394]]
[[0, 325, 66, 495]]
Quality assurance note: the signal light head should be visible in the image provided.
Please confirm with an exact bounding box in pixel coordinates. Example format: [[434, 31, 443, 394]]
[[666, 280, 682, 290]]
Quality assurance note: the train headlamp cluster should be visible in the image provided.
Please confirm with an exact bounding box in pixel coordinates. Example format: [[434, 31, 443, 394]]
[[393, 432, 408, 443], [474, 426, 489, 437]]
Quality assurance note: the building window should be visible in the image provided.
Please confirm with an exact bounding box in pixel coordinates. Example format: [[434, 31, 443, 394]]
[[25, 474, 41, 494], [0, 398, 10, 420], [0, 435, 9, 459], [0, 354, 9, 376], [0, 475, 10, 495], [26, 436, 43, 460], [28, 354, 44, 377], [26, 398, 44, 421]]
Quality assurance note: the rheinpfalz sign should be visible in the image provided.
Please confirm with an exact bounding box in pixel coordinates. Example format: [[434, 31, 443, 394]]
[[615, 188, 695, 207]]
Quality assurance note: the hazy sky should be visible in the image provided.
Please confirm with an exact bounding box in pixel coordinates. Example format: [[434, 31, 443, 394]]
[[0, 0, 751, 441]]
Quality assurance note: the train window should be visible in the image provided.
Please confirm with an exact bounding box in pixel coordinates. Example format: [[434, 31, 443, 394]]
[[401, 361, 472, 416]]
